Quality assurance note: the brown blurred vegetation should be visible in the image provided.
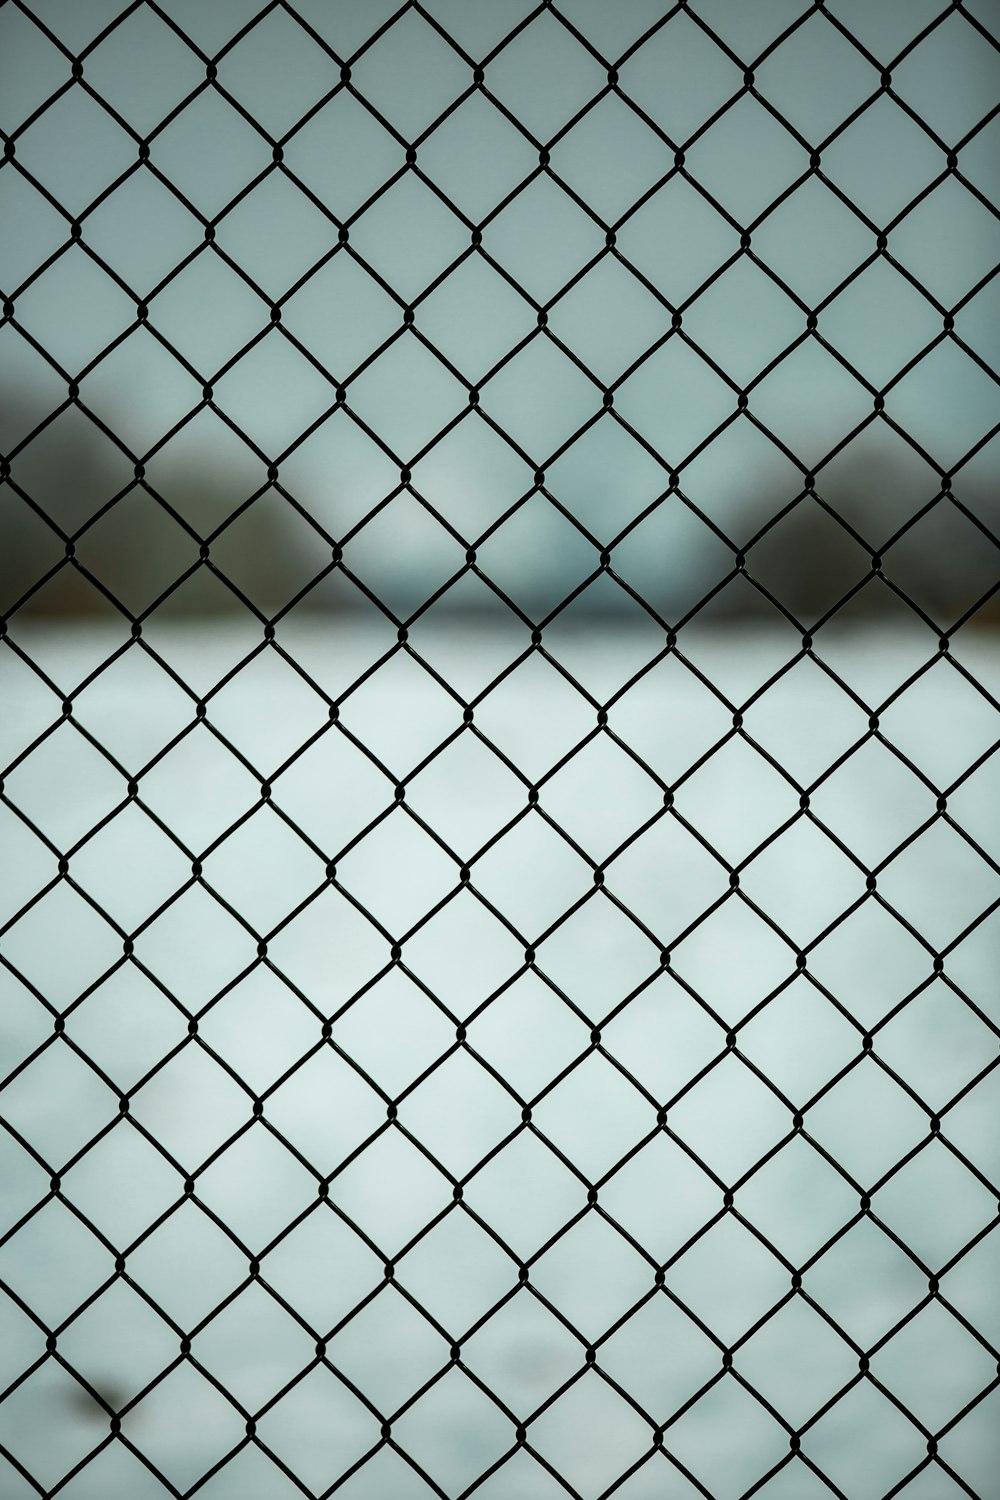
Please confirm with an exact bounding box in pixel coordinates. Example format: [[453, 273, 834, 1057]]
[[1, 393, 997, 629]]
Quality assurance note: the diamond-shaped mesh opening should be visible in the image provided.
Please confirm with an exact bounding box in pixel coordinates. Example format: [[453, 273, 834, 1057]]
[[59, 1122, 181, 1247], [528, 1370, 656, 1495], [800, 1376, 927, 1498], [2, 4, 999, 1496]]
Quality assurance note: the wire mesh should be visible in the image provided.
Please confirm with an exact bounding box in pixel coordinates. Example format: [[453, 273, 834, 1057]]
[[1, 2, 999, 1497]]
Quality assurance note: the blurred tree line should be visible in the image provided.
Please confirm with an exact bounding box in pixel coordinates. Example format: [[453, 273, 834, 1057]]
[[1, 391, 997, 630]]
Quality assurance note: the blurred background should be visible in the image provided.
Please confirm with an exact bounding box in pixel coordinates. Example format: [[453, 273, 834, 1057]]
[[2, 4, 999, 1498], [1, 0, 998, 632]]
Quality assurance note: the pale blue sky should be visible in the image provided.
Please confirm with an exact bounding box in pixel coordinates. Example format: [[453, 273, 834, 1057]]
[[2, 0, 998, 617]]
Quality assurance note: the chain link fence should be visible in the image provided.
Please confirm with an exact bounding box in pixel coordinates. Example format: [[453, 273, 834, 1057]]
[[1, 1, 999, 1496]]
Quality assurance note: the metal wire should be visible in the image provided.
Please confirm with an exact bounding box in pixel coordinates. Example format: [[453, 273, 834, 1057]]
[[1, 2, 999, 1497]]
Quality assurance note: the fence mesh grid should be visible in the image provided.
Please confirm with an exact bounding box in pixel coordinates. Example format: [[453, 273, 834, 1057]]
[[1, 1, 999, 1497]]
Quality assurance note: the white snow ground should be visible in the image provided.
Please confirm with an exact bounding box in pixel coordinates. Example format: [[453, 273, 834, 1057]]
[[0, 616, 998, 1499]]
